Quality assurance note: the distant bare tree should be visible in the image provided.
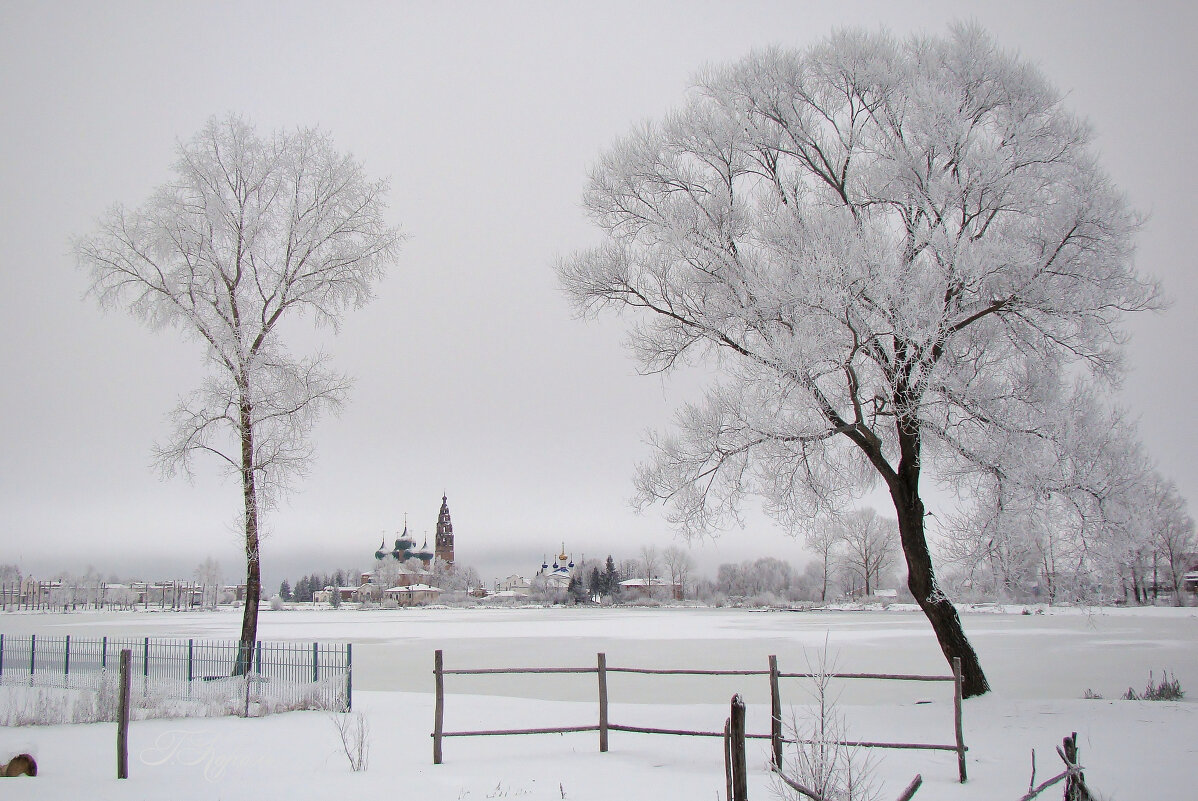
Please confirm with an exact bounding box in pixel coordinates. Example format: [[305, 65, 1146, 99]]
[[640, 545, 661, 597], [194, 556, 222, 607], [1148, 475, 1196, 605], [805, 522, 843, 603], [76, 115, 401, 671], [837, 509, 896, 597], [663, 544, 694, 600]]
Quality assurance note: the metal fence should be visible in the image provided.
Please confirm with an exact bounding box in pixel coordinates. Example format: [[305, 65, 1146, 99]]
[[0, 634, 351, 715]]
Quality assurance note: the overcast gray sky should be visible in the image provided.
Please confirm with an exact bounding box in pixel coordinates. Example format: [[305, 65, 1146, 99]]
[[2, 1, 1195, 589]]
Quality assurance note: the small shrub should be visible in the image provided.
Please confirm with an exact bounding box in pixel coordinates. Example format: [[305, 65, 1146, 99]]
[[1122, 670, 1184, 701], [1082, 688, 1102, 700], [331, 711, 370, 771]]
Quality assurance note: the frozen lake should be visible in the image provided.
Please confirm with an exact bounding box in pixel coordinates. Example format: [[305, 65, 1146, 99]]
[[2, 604, 1195, 800], [5, 604, 1196, 705]]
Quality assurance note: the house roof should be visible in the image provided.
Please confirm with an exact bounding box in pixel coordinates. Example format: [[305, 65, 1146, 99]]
[[384, 584, 442, 594], [619, 577, 677, 587]]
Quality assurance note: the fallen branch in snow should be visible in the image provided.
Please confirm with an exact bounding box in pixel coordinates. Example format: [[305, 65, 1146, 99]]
[[1017, 732, 1092, 801]]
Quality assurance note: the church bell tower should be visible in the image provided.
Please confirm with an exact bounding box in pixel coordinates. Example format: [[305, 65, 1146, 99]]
[[435, 494, 455, 565]]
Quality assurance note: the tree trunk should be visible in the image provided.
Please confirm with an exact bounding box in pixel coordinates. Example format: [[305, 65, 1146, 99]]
[[235, 394, 260, 676], [887, 422, 990, 698]]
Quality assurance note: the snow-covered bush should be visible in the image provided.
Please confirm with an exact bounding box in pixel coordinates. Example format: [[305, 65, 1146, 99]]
[[331, 710, 370, 771], [772, 650, 880, 801]]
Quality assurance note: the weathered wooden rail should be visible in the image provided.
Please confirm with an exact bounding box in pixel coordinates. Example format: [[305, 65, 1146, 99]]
[[431, 649, 968, 782]]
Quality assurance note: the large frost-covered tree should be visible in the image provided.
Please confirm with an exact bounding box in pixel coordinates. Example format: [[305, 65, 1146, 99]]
[[558, 25, 1160, 696], [76, 115, 400, 671]]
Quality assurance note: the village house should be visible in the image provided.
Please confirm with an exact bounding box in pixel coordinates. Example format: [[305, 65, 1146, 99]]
[[383, 583, 442, 606], [619, 576, 683, 601], [496, 575, 531, 596]]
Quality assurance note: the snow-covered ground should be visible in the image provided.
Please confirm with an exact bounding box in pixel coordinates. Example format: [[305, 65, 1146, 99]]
[[1, 604, 1194, 799]]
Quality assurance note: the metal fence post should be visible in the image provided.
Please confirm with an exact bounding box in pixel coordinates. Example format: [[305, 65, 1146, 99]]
[[143, 637, 150, 679], [101, 636, 107, 669], [345, 642, 353, 712], [312, 641, 319, 683], [29, 633, 35, 677], [64, 634, 71, 679], [0, 632, 5, 678]]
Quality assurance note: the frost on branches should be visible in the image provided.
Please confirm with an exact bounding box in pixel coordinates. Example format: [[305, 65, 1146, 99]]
[[75, 115, 401, 668], [558, 25, 1161, 697], [942, 393, 1195, 606]]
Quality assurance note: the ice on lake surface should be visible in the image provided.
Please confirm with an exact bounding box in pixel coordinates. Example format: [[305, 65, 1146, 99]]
[[2, 605, 1194, 800], [10, 604, 1196, 703]]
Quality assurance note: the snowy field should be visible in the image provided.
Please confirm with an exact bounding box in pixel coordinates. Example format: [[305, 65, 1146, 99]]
[[1, 604, 1194, 799]]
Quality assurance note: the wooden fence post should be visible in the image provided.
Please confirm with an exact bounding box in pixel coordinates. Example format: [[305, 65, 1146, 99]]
[[724, 718, 733, 801], [769, 654, 782, 768], [953, 657, 967, 783], [729, 693, 747, 801], [117, 649, 132, 779], [1063, 731, 1085, 801], [433, 649, 444, 764], [598, 652, 609, 753]]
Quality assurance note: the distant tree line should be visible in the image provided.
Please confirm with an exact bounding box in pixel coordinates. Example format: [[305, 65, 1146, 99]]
[[284, 570, 354, 604]]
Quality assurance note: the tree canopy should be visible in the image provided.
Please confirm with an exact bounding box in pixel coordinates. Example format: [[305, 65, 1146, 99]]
[[559, 24, 1161, 696], [76, 115, 401, 663]]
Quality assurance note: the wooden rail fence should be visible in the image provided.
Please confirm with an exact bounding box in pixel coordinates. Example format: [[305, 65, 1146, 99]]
[[431, 649, 968, 782]]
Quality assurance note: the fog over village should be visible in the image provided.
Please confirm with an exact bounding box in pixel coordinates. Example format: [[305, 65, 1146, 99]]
[[3, 0, 1197, 588], [1, 2, 1197, 799]]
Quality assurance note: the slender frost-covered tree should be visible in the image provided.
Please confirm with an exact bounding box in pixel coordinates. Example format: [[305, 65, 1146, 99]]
[[76, 115, 401, 672], [558, 25, 1161, 696]]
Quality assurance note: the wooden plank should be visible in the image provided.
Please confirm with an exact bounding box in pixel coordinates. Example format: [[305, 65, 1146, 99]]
[[896, 775, 923, 801], [778, 671, 953, 682], [442, 725, 599, 737], [609, 723, 729, 738], [444, 666, 597, 675], [781, 736, 961, 751], [607, 667, 769, 676]]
